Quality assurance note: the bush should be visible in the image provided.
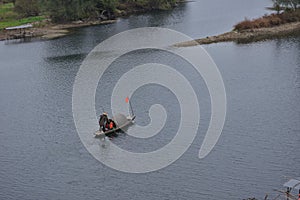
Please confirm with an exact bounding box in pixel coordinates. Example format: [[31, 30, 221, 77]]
[[269, 15, 282, 25], [234, 9, 300, 31], [0, 10, 17, 19], [234, 19, 254, 30], [14, 0, 39, 17]]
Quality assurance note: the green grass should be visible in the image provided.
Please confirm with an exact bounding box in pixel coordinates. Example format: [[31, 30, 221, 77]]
[[0, 3, 14, 14], [0, 16, 45, 29], [0, 3, 45, 30]]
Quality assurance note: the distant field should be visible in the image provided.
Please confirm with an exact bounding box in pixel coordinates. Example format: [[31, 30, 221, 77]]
[[0, 3, 45, 30]]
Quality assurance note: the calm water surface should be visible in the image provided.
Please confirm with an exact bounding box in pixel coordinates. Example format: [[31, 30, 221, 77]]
[[1, 0, 299, 199]]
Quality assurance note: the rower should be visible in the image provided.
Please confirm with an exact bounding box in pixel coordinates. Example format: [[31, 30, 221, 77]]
[[99, 113, 108, 132]]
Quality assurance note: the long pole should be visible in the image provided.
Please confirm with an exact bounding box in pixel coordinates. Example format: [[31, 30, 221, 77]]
[[129, 100, 134, 117]]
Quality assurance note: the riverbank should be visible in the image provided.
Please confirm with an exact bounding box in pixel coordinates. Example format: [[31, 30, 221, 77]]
[[175, 21, 300, 47], [0, 19, 117, 40], [0, 0, 184, 41]]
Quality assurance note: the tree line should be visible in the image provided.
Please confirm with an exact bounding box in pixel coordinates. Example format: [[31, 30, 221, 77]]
[[0, 0, 179, 22], [272, 0, 300, 13]]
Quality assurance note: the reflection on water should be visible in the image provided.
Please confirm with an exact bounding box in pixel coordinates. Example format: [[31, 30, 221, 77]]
[[44, 53, 87, 64], [0, 0, 299, 199]]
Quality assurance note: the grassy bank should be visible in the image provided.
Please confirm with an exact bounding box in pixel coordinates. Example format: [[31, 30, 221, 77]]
[[0, 3, 45, 29], [0, 0, 182, 28], [0, 16, 45, 29], [0, 1, 183, 40]]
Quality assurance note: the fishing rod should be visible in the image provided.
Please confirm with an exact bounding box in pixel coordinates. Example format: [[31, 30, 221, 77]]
[[129, 100, 134, 117], [126, 97, 134, 117]]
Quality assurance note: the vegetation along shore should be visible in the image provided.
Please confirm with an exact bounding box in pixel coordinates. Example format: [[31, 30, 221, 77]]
[[176, 0, 300, 47], [0, 0, 183, 40], [1, 0, 300, 42]]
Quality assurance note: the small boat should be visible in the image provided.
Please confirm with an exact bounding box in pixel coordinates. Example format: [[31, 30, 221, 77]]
[[94, 115, 136, 138]]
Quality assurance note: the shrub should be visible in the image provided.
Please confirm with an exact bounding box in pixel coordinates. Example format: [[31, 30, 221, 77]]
[[234, 19, 253, 31], [234, 9, 300, 31], [14, 0, 39, 17], [269, 16, 282, 25], [0, 10, 17, 19]]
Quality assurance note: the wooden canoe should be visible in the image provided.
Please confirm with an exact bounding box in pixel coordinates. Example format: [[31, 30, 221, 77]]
[[94, 115, 135, 138]]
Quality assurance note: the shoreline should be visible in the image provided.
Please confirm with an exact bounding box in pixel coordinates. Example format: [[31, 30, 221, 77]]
[[0, 19, 118, 41], [39, 19, 118, 40], [174, 21, 300, 47], [0, 1, 187, 41], [1, 3, 299, 44], [10, 17, 298, 44]]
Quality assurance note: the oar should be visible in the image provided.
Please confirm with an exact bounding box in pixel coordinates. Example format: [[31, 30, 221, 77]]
[[273, 189, 297, 200]]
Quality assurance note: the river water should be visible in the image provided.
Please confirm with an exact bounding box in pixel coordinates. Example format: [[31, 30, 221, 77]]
[[0, 0, 299, 199]]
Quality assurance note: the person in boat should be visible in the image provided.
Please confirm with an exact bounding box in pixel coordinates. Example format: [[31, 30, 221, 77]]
[[106, 119, 116, 130], [105, 118, 118, 137], [99, 113, 108, 132]]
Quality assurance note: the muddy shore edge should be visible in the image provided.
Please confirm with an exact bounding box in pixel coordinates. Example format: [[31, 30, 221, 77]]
[[0, 19, 118, 41]]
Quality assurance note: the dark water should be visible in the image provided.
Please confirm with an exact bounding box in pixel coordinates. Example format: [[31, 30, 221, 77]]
[[1, 0, 299, 199]]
